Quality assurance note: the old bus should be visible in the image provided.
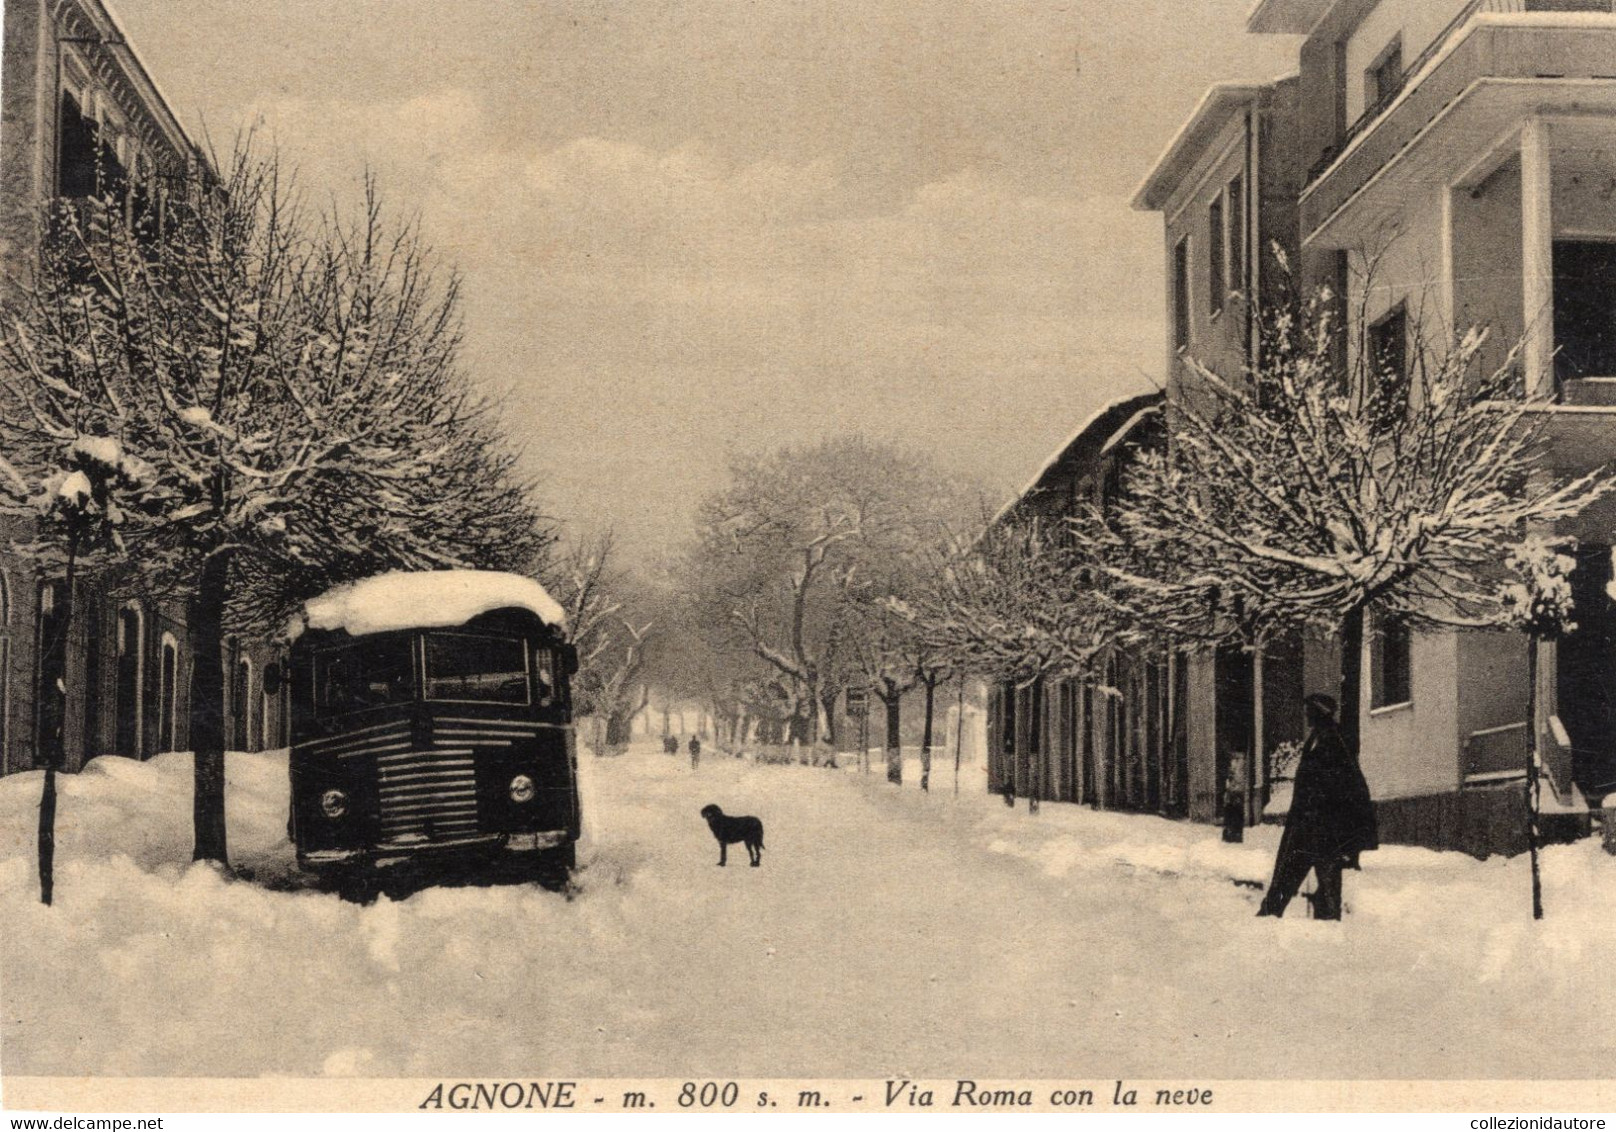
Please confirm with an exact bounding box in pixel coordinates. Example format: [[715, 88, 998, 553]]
[[286, 570, 580, 882]]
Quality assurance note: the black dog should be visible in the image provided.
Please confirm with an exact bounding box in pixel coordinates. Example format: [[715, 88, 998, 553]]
[[700, 804, 764, 867]]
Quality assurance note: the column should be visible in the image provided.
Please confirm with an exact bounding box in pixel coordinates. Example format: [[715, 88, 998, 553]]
[[1521, 118, 1555, 398]]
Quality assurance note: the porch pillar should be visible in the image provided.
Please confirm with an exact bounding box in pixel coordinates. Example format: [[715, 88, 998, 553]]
[[1521, 118, 1555, 398]]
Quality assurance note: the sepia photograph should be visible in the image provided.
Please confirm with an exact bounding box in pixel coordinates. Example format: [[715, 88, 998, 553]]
[[1, 0, 1615, 1119]]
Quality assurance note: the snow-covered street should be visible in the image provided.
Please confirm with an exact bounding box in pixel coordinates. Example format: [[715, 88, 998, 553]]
[[2, 741, 1612, 1079]]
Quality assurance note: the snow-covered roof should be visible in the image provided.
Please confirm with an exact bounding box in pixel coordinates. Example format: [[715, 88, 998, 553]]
[[290, 570, 567, 641], [987, 390, 1165, 530]]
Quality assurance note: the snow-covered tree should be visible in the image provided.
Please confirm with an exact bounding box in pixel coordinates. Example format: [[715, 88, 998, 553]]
[[848, 592, 918, 783], [1087, 277, 1614, 800], [541, 529, 654, 746], [686, 435, 964, 749], [907, 519, 1123, 693], [902, 519, 1127, 806], [0, 147, 551, 867], [0, 434, 151, 903]]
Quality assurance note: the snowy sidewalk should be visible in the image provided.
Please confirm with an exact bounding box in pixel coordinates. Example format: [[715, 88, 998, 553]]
[[2, 742, 1612, 1079]]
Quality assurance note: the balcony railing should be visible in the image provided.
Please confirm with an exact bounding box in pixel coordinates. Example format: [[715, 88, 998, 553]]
[[1306, 0, 1616, 186]]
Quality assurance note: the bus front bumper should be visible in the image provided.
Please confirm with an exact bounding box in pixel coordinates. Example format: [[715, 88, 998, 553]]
[[300, 830, 572, 869]]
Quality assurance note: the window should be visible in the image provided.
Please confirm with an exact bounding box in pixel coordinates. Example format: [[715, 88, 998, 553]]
[[158, 635, 179, 752], [315, 638, 415, 716], [532, 647, 558, 708], [116, 604, 143, 758], [1371, 615, 1412, 709], [1331, 250, 1351, 390], [1208, 197, 1225, 315], [57, 89, 98, 199], [1332, 39, 1349, 142], [1227, 175, 1245, 297], [232, 656, 254, 752], [1366, 37, 1403, 114], [1173, 236, 1191, 349], [424, 633, 529, 704], [1369, 305, 1408, 426], [1553, 241, 1616, 383]]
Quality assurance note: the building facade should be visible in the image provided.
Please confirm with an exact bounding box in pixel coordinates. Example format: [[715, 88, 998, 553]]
[[985, 78, 1312, 832], [0, 0, 287, 776], [993, 0, 1616, 854], [1253, 0, 1616, 847], [983, 392, 1192, 816], [1132, 76, 1312, 828]]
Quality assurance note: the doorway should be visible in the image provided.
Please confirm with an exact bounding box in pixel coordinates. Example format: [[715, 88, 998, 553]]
[[116, 605, 143, 757], [1559, 545, 1616, 800], [1554, 240, 1616, 384]]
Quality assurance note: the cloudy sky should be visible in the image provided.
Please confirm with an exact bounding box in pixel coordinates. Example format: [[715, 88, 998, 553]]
[[114, 0, 1298, 563]]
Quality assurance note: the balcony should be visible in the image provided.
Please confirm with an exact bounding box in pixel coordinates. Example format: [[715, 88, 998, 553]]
[[1301, 2, 1616, 245]]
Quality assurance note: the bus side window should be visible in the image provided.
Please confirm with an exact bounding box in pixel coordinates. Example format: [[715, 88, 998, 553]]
[[320, 652, 357, 714], [533, 647, 556, 707]]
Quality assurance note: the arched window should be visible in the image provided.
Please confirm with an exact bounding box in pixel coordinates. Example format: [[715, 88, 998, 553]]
[[158, 633, 178, 754], [116, 603, 144, 758], [261, 679, 274, 753], [231, 655, 254, 752]]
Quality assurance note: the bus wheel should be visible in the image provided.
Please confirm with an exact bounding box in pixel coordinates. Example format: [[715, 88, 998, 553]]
[[334, 869, 379, 905], [531, 844, 575, 890]]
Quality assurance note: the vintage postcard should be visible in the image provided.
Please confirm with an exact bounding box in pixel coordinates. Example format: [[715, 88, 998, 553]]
[[2, 0, 1615, 1120]]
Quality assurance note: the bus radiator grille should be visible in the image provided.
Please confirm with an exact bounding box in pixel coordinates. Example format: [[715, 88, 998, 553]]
[[375, 748, 481, 840]]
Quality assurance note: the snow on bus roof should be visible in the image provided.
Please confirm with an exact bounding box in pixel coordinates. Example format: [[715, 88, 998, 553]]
[[290, 570, 567, 641]]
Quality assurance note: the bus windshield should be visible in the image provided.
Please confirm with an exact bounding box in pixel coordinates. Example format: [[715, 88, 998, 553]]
[[424, 633, 530, 704], [314, 638, 415, 716]]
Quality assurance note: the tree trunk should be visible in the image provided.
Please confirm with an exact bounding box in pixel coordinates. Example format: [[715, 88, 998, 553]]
[[38, 765, 57, 906], [884, 682, 902, 785], [1525, 636, 1545, 920], [858, 707, 869, 774], [819, 687, 839, 750], [190, 551, 231, 867], [1028, 680, 1041, 814], [954, 673, 966, 796], [788, 707, 812, 746], [920, 675, 937, 792], [605, 706, 635, 746], [39, 538, 81, 904]]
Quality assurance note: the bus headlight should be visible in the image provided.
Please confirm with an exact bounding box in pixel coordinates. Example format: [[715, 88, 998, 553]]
[[320, 789, 348, 819], [509, 774, 536, 804]]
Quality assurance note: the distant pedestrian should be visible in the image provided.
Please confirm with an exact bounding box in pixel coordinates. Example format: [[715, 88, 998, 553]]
[[689, 735, 701, 769], [664, 734, 678, 755], [1257, 694, 1378, 920]]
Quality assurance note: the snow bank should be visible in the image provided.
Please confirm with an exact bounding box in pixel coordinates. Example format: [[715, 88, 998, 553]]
[[291, 569, 566, 641], [4, 741, 1614, 1079]]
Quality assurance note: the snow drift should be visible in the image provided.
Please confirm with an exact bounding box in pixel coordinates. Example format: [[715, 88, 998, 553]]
[[1, 742, 1612, 1080]]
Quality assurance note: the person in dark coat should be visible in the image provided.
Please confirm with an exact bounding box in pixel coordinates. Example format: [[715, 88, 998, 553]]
[[1257, 693, 1378, 920], [688, 735, 701, 769]]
